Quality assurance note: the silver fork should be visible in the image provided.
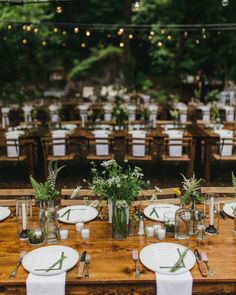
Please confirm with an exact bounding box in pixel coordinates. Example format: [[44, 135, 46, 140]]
[[132, 250, 141, 278], [9, 251, 27, 279], [201, 252, 214, 276], [84, 254, 90, 278]]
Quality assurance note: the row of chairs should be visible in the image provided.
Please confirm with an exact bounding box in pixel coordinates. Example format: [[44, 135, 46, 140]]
[[0, 187, 234, 207]]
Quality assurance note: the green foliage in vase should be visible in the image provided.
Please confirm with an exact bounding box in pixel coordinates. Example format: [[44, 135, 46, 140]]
[[210, 104, 220, 121], [30, 161, 64, 204], [88, 160, 150, 205], [206, 90, 220, 103], [181, 174, 204, 204], [232, 172, 236, 195]]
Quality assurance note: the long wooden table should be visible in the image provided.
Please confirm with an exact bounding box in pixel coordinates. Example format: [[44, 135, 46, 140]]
[[0, 201, 236, 295]]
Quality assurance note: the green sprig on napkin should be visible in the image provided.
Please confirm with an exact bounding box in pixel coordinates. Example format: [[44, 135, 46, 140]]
[[150, 207, 159, 218], [169, 248, 189, 272], [35, 252, 67, 272]]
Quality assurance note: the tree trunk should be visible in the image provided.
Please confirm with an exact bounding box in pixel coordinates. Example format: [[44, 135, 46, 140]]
[[122, 0, 134, 88]]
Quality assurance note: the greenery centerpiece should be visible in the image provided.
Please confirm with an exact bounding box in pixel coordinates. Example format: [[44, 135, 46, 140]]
[[30, 161, 64, 244], [181, 174, 204, 235], [88, 160, 149, 239]]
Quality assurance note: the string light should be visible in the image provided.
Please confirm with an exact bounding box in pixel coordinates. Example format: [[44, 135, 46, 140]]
[[22, 38, 27, 45], [3, 36, 7, 41], [150, 31, 155, 36], [62, 30, 67, 35], [117, 28, 124, 35], [74, 27, 79, 33], [42, 40, 47, 46], [26, 25, 31, 32], [81, 42, 86, 48], [107, 33, 111, 38], [203, 34, 207, 39], [22, 24, 27, 31], [195, 39, 200, 44], [184, 31, 188, 38], [85, 30, 90, 37], [56, 6, 63, 14], [34, 27, 39, 33], [161, 29, 165, 35], [119, 42, 124, 48], [222, 0, 229, 7], [148, 35, 153, 40], [132, 1, 140, 12], [7, 24, 12, 30], [202, 28, 206, 34], [157, 41, 163, 47], [128, 34, 133, 39], [167, 35, 172, 40]]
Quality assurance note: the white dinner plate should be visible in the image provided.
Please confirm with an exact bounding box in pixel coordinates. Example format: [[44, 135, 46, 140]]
[[0, 207, 11, 221], [140, 242, 196, 275], [58, 205, 98, 224], [22, 245, 79, 276], [223, 202, 236, 218], [143, 204, 179, 222]]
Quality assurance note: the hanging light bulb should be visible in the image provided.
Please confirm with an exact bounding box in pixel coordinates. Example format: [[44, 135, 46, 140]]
[[34, 27, 39, 33], [222, 0, 229, 7], [56, 5, 63, 14], [74, 27, 79, 33], [85, 30, 91, 37], [132, 0, 140, 12], [128, 34, 133, 39]]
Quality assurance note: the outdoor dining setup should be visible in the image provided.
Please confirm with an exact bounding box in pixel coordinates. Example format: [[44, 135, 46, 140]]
[[0, 160, 236, 295], [2, 0, 236, 294]]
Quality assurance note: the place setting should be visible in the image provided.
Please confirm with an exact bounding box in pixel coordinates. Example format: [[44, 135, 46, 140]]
[[0, 206, 11, 221], [58, 205, 98, 224]]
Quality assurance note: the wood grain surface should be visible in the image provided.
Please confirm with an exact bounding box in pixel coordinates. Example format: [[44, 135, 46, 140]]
[[0, 201, 236, 295]]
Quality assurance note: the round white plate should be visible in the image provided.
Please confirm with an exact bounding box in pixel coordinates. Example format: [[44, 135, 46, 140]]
[[143, 204, 179, 222], [58, 205, 98, 224], [140, 242, 196, 275], [0, 207, 11, 221], [22, 245, 79, 276], [223, 202, 236, 218]]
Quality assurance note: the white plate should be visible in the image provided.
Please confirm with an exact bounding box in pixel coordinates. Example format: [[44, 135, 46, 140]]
[[223, 202, 236, 218], [140, 242, 196, 275], [0, 207, 11, 221], [143, 204, 179, 222], [22, 245, 79, 276], [58, 205, 98, 224]]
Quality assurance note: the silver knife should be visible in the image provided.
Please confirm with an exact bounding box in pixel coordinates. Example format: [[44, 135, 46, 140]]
[[194, 249, 208, 277], [77, 251, 87, 278]]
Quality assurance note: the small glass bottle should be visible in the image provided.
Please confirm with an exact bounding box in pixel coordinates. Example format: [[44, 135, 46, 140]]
[[138, 215, 145, 236], [175, 203, 190, 240]]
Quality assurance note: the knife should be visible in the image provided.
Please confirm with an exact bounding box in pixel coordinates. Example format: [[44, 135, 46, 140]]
[[77, 251, 87, 278], [194, 249, 208, 277]]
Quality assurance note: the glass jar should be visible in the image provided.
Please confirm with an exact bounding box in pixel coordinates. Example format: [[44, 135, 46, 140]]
[[112, 201, 128, 240], [175, 204, 190, 240], [45, 202, 59, 244], [163, 211, 175, 237], [28, 221, 46, 246]]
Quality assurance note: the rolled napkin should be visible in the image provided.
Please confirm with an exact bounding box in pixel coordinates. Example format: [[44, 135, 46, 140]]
[[27, 272, 66, 295], [156, 271, 193, 295]]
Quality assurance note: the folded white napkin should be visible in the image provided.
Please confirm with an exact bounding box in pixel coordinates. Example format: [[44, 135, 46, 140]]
[[156, 271, 193, 295], [27, 272, 66, 295]]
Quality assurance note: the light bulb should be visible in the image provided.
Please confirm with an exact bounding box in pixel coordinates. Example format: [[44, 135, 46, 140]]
[[222, 0, 229, 7], [56, 6, 63, 14]]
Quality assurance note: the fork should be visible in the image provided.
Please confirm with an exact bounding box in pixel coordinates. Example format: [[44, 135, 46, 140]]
[[84, 254, 90, 278], [132, 250, 141, 278], [201, 252, 214, 276], [9, 251, 27, 279]]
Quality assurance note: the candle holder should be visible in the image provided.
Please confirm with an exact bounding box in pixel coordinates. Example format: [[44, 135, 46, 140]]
[[204, 194, 219, 236], [16, 197, 32, 241]]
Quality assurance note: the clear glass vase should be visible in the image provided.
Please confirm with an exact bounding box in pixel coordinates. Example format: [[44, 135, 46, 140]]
[[112, 202, 128, 240], [175, 204, 190, 240], [38, 201, 59, 244], [189, 201, 197, 236]]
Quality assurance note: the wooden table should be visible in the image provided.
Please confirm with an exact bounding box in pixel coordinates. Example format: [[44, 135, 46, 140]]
[[0, 204, 236, 295], [189, 123, 236, 182]]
